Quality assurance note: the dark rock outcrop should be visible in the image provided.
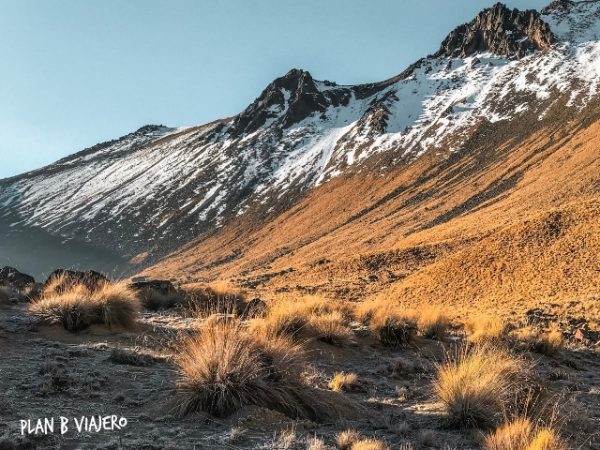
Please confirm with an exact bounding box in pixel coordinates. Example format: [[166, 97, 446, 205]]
[[437, 3, 556, 58], [230, 69, 351, 135], [0, 266, 35, 289]]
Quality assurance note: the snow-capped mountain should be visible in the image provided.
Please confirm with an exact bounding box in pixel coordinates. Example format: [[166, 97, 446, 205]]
[[2, 0, 600, 277]]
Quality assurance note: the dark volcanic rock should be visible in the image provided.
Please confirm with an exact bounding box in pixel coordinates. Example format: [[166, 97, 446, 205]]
[[437, 3, 556, 58], [230, 69, 350, 135], [0, 266, 35, 289]]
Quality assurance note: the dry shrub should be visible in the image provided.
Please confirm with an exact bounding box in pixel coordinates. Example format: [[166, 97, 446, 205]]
[[175, 319, 333, 420], [370, 307, 417, 347], [467, 316, 509, 345], [350, 438, 390, 450], [336, 430, 361, 449], [483, 419, 567, 450], [416, 307, 451, 340], [328, 372, 358, 392], [310, 311, 354, 346], [29, 282, 140, 332], [434, 345, 531, 428]]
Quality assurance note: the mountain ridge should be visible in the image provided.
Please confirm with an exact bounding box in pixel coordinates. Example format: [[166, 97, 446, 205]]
[[1, 0, 599, 281]]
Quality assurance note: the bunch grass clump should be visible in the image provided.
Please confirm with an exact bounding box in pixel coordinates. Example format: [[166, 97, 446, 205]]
[[483, 418, 568, 450], [434, 345, 531, 428], [416, 307, 451, 340], [514, 327, 564, 356], [29, 282, 140, 332], [370, 307, 417, 347], [175, 319, 332, 420], [467, 316, 510, 345], [328, 372, 358, 392], [249, 295, 354, 345]]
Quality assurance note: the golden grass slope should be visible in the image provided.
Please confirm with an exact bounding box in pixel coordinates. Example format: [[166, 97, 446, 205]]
[[146, 103, 600, 319]]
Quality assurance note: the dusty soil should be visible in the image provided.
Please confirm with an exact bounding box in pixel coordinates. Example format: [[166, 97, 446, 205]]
[[1, 300, 599, 450]]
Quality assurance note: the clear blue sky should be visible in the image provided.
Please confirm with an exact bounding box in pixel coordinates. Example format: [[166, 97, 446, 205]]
[[0, 0, 549, 179]]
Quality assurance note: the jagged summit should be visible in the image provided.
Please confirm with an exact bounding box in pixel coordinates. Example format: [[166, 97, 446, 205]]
[[437, 2, 556, 58], [231, 68, 351, 135]]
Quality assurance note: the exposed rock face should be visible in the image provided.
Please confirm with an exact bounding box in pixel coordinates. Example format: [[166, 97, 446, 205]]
[[0, 266, 35, 289], [437, 2, 556, 58], [231, 69, 351, 135]]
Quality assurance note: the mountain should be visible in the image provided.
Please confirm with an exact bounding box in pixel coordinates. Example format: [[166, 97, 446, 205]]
[[1, 0, 600, 306]]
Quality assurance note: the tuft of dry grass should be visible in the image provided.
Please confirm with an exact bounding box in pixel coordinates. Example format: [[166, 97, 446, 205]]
[[350, 438, 390, 450], [336, 430, 361, 450], [29, 282, 140, 332], [434, 345, 531, 428], [483, 418, 533, 450], [328, 372, 358, 392], [525, 429, 567, 450], [467, 316, 509, 345], [175, 319, 333, 420], [181, 284, 246, 317], [310, 311, 354, 346], [416, 307, 451, 340], [483, 419, 568, 450], [514, 327, 564, 357], [250, 295, 353, 344], [306, 436, 327, 450], [369, 307, 417, 347]]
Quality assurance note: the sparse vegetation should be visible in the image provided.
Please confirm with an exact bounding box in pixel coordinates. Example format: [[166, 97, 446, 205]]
[[181, 283, 247, 316], [514, 327, 564, 356], [434, 345, 530, 428], [175, 318, 331, 420], [467, 316, 509, 345], [416, 307, 451, 340], [310, 311, 354, 346], [29, 282, 140, 332], [336, 430, 361, 450], [306, 436, 327, 450], [369, 307, 417, 347], [349, 438, 390, 450], [328, 372, 358, 392], [483, 418, 567, 450]]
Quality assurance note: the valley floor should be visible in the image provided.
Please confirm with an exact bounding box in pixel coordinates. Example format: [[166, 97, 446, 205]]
[[1, 299, 599, 450]]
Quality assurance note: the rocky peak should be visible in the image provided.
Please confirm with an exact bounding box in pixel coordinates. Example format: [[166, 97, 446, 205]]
[[231, 69, 332, 135], [436, 2, 556, 58]]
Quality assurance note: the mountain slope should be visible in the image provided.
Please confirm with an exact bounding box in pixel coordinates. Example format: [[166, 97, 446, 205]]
[[1, 0, 600, 285]]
